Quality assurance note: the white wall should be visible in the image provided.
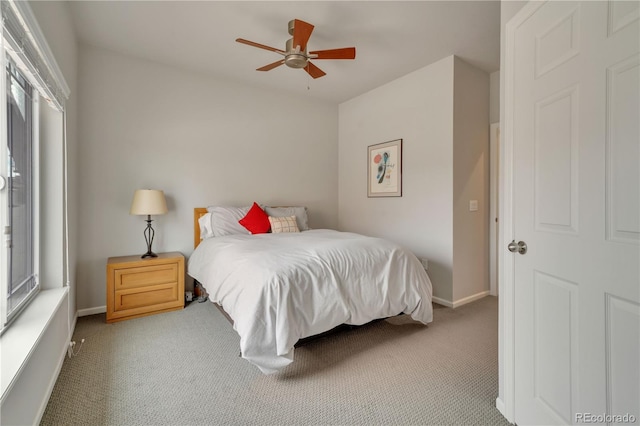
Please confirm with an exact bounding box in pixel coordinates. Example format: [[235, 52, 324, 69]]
[[452, 57, 490, 302], [338, 56, 455, 301], [489, 70, 500, 123], [40, 102, 64, 289], [338, 55, 489, 305], [76, 46, 339, 311]]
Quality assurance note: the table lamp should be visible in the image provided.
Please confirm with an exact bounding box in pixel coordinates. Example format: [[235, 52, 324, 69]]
[[130, 189, 168, 258]]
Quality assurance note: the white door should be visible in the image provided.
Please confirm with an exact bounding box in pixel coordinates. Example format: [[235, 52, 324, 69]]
[[511, 1, 639, 425]]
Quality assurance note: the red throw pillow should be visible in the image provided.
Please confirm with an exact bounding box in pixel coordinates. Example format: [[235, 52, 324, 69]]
[[238, 202, 270, 234]]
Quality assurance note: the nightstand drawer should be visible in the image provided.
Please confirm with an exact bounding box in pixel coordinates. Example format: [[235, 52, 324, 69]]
[[116, 264, 178, 290], [106, 252, 185, 323], [114, 283, 179, 312]]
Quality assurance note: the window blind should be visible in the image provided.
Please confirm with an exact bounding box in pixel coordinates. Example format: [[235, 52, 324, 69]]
[[5, 59, 38, 323], [1, 0, 69, 111]]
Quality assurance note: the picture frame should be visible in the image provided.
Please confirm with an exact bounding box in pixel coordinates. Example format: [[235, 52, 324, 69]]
[[368, 139, 402, 197]]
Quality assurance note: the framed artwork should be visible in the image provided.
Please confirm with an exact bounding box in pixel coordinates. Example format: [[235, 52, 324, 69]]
[[368, 139, 402, 197]]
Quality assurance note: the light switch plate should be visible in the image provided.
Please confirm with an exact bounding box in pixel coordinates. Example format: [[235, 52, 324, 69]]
[[469, 200, 478, 212]]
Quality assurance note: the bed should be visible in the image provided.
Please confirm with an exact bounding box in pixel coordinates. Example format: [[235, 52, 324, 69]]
[[188, 206, 433, 374]]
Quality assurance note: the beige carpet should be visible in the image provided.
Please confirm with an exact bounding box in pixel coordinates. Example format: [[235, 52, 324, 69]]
[[41, 296, 509, 426]]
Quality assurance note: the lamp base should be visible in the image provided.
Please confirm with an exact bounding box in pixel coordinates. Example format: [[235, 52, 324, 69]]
[[141, 215, 158, 259]]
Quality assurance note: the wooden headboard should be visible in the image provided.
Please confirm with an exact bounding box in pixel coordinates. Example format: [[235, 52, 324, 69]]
[[194, 207, 208, 249], [194, 205, 300, 249]]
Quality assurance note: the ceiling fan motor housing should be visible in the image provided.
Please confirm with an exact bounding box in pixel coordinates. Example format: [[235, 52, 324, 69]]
[[284, 38, 308, 68], [236, 18, 355, 78]]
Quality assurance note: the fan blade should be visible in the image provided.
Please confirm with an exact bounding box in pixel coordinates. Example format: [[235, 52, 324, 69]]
[[236, 38, 285, 55], [304, 61, 326, 79], [309, 47, 356, 60], [257, 60, 285, 71], [292, 19, 314, 52]]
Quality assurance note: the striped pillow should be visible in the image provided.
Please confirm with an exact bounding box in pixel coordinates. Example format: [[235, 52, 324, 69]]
[[268, 215, 300, 233]]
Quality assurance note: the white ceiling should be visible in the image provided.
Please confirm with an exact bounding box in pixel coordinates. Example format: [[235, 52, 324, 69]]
[[68, 1, 500, 104]]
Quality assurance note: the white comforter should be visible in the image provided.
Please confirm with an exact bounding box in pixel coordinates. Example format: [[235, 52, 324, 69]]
[[188, 229, 433, 374]]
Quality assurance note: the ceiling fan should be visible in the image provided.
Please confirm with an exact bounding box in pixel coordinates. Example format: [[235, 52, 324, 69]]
[[236, 19, 356, 79]]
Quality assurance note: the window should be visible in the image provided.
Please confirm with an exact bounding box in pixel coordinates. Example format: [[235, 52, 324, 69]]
[[0, 0, 69, 334], [1, 57, 39, 327]]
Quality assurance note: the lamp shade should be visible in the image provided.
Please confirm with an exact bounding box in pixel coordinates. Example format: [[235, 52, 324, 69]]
[[130, 189, 168, 215]]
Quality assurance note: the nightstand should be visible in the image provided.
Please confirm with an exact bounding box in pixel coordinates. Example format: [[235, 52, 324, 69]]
[[106, 252, 185, 323]]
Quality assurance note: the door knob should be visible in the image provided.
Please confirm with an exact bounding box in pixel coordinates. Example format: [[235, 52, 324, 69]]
[[508, 240, 528, 255]]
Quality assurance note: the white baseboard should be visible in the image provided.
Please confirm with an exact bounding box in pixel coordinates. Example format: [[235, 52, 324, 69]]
[[495, 397, 513, 424], [452, 291, 491, 308], [495, 397, 505, 416], [431, 296, 454, 308], [77, 306, 106, 317], [432, 291, 491, 309]]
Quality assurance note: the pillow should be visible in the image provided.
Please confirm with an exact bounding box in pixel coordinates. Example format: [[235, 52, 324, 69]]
[[239, 202, 270, 234], [198, 213, 214, 240], [264, 206, 309, 231], [268, 215, 300, 233], [207, 206, 251, 237]]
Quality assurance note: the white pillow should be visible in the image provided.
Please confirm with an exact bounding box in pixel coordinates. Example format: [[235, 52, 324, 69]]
[[264, 206, 309, 231], [198, 213, 214, 240], [268, 215, 300, 233], [207, 206, 251, 237]]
